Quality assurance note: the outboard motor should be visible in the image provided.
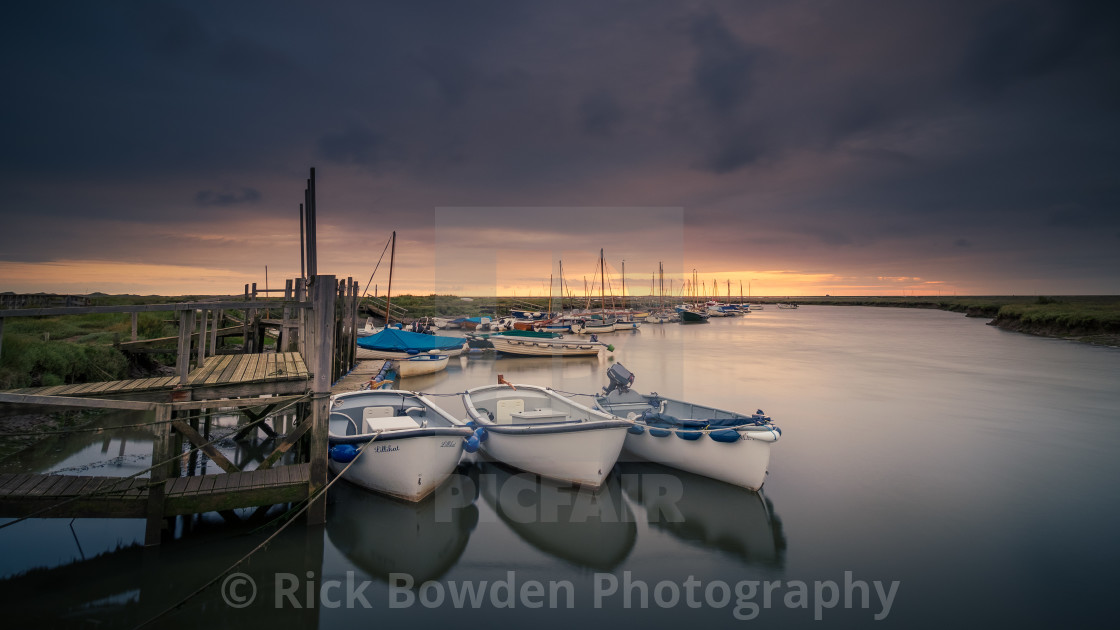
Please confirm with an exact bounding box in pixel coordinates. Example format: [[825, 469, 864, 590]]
[[603, 363, 635, 395]]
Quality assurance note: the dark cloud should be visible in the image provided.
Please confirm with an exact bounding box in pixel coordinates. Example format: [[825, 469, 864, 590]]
[[958, 1, 1090, 96], [195, 188, 261, 207], [0, 0, 1118, 292], [579, 92, 624, 138], [689, 12, 759, 115]]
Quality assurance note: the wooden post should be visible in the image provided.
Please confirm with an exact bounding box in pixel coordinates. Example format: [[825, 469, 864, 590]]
[[196, 309, 208, 367], [210, 309, 221, 355], [145, 404, 172, 546], [349, 279, 359, 371], [281, 279, 293, 351], [308, 274, 335, 525], [176, 310, 192, 385], [242, 284, 250, 353], [250, 283, 258, 353], [131, 312, 138, 341], [295, 277, 306, 358]]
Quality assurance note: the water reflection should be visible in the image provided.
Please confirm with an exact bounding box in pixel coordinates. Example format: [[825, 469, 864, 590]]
[[326, 473, 478, 583], [0, 513, 321, 629], [620, 462, 786, 569], [474, 458, 636, 571]]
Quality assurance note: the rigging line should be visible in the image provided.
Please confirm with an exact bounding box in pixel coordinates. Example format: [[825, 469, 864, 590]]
[[132, 436, 376, 630], [0, 394, 311, 530], [360, 234, 394, 299]]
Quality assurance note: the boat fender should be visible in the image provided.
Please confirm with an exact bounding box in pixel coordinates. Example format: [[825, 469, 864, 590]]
[[676, 430, 703, 441], [648, 427, 672, 438], [329, 444, 358, 463], [606, 344, 615, 352], [463, 435, 481, 453], [708, 429, 741, 443], [590, 334, 598, 342], [474, 427, 489, 442], [627, 424, 645, 435]]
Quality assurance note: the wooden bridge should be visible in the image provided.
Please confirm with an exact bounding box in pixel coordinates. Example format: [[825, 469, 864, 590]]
[[0, 273, 362, 545]]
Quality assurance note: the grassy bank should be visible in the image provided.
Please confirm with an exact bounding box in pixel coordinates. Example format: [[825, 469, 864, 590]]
[[0, 294, 215, 389], [785, 295, 1120, 345]]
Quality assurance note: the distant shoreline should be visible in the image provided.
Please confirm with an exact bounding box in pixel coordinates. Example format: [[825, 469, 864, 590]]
[[780, 296, 1120, 347]]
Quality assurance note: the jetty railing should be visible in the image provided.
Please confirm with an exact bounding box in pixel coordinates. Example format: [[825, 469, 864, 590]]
[[0, 274, 361, 544]]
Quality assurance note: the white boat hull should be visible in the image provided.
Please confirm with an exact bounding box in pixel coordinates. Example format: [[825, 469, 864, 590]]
[[489, 336, 606, 357], [621, 429, 776, 491], [392, 355, 449, 377], [330, 434, 467, 502], [481, 425, 628, 488], [357, 342, 467, 360]]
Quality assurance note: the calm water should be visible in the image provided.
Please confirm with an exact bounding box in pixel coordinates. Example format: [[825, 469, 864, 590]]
[[2, 306, 1119, 628]]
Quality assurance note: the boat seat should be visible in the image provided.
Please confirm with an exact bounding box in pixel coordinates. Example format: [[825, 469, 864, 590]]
[[363, 406, 395, 420], [329, 411, 359, 436], [364, 415, 422, 433], [495, 398, 524, 424], [510, 409, 568, 424]]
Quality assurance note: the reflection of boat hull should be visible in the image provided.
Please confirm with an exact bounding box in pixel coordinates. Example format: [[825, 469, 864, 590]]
[[391, 354, 449, 377], [619, 461, 785, 568], [476, 460, 636, 570], [327, 476, 478, 583]]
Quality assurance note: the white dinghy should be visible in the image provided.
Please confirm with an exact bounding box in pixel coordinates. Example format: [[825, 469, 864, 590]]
[[594, 364, 781, 491], [328, 389, 480, 501], [461, 381, 631, 489]]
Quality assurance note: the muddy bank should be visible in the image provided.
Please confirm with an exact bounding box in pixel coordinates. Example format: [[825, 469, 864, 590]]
[[987, 314, 1120, 347]]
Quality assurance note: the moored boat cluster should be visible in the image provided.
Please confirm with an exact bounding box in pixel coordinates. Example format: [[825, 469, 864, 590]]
[[326, 363, 782, 503]]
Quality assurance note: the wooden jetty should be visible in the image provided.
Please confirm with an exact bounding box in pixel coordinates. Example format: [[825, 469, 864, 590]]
[[0, 169, 368, 545]]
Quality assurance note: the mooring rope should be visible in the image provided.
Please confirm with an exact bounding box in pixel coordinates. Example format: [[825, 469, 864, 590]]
[[0, 393, 312, 530], [132, 432, 376, 629]]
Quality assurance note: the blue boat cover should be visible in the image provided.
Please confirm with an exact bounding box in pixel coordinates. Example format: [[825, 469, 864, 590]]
[[356, 328, 465, 352]]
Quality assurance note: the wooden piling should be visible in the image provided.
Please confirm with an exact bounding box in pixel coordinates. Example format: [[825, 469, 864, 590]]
[[145, 404, 172, 546], [176, 310, 191, 385], [307, 274, 335, 526]]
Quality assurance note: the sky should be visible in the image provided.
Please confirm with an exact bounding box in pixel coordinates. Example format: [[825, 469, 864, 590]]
[[1, 0, 1118, 297]]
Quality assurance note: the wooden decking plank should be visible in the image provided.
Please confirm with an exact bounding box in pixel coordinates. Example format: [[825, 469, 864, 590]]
[[266, 353, 280, 381], [27, 475, 67, 497], [294, 353, 309, 379], [198, 475, 218, 495], [166, 477, 191, 495], [55, 475, 93, 497], [216, 355, 242, 384], [12, 474, 53, 496], [251, 354, 267, 383], [182, 475, 207, 495], [0, 474, 35, 495], [40, 475, 80, 497], [186, 358, 218, 386], [87, 379, 129, 394], [203, 355, 234, 385], [227, 355, 253, 384]]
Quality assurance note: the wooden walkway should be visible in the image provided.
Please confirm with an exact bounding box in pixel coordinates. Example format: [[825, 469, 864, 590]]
[[0, 352, 309, 401], [0, 463, 309, 519]]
